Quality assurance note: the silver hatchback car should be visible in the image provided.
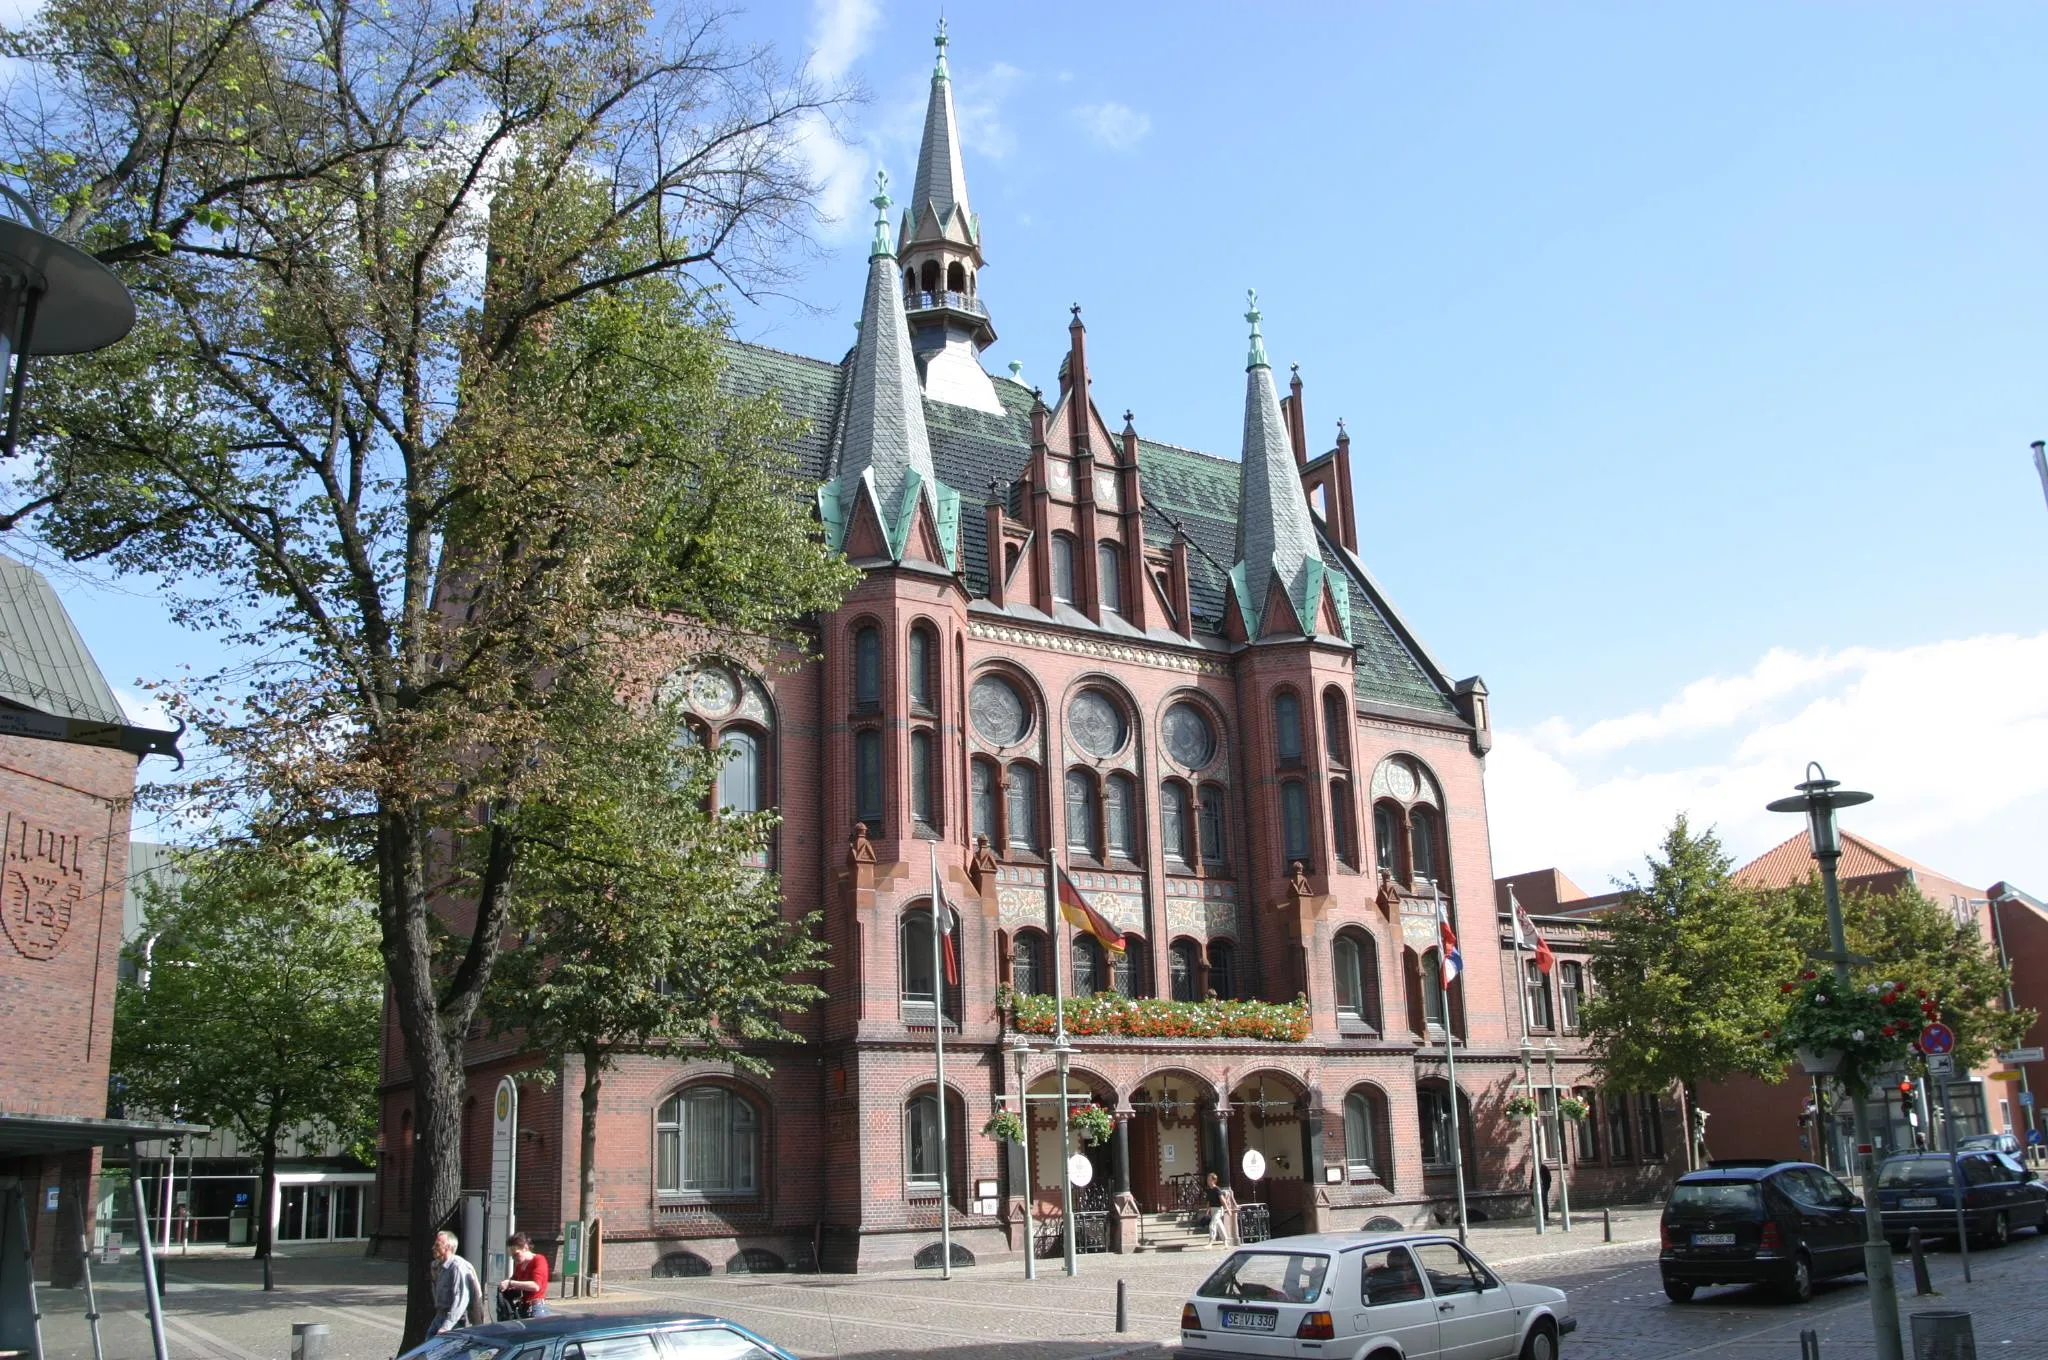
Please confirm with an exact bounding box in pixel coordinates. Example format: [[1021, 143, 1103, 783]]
[[1180, 1232, 1575, 1360]]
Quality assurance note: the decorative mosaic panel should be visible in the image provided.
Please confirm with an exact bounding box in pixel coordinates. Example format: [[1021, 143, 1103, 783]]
[[995, 864, 1048, 925], [1047, 459, 1074, 497], [968, 621, 1230, 678], [1092, 468, 1121, 509], [1066, 868, 1146, 932], [1163, 876, 1240, 939], [667, 664, 772, 727], [1370, 755, 1439, 807]]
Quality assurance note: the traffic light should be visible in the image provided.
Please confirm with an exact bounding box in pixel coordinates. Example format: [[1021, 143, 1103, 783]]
[[1898, 1079, 1916, 1121]]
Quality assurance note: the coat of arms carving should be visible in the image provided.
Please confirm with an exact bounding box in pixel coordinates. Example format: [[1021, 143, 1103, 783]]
[[2, 822, 86, 961]]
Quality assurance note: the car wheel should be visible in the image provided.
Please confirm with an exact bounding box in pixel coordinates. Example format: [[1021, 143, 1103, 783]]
[[1778, 1252, 1814, 1305], [1984, 1212, 2011, 1249], [1663, 1279, 1696, 1304], [1519, 1319, 1558, 1360]]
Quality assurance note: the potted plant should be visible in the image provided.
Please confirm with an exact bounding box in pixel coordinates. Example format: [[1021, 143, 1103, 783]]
[[1776, 971, 1919, 1089], [1504, 1093, 1542, 1121], [981, 1110, 1026, 1144], [1557, 1094, 1590, 1123], [1069, 1102, 1116, 1146]]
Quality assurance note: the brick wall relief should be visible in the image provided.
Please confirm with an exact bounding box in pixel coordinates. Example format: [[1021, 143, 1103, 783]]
[[1, 817, 89, 961]]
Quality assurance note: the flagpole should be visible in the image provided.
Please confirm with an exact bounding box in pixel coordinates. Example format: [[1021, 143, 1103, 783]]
[[1511, 887, 1545, 1235], [931, 845, 953, 1281], [1437, 884, 1470, 1244], [1046, 860, 1078, 1276]]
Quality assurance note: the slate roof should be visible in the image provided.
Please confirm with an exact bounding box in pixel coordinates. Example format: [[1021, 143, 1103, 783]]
[[0, 551, 128, 724], [717, 340, 1458, 718]]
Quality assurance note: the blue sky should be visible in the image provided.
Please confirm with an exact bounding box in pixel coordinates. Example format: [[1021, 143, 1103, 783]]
[[54, 1, 2048, 893]]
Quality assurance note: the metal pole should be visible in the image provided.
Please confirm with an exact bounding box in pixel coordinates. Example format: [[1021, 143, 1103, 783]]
[[71, 1181, 105, 1360], [1436, 888, 1468, 1243], [1940, 1077, 1970, 1283], [1056, 1043, 1078, 1276], [1014, 1045, 1036, 1281], [930, 846, 952, 1281], [130, 1144, 171, 1360], [1047, 863, 1077, 1276], [1547, 1042, 1572, 1231]]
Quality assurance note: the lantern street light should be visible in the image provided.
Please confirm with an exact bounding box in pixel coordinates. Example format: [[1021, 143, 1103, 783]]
[[0, 192, 136, 461], [1050, 1032, 1079, 1277], [1768, 763, 1899, 1360], [1545, 1039, 1572, 1231], [1009, 1038, 1035, 1281]]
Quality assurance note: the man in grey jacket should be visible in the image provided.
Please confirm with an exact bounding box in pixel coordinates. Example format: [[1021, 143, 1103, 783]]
[[429, 1230, 484, 1336]]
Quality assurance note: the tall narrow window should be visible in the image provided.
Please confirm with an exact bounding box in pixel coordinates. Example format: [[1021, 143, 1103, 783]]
[[1073, 935, 1106, 995], [718, 730, 761, 814], [1330, 779, 1355, 866], [1207, 939, 1237, 1000], [1638, 1095, 1664, 1158], [1275, 691, 1303, 760], [907, 1093, 942, 1189], [1344, 1091, 1379, 1179], [910, 730, 935, 828], [854, 730, 884, 834], [1051, 534, 1076, 604], [1374, 804, 1398, 876], [1012, 930, 1045, 997], [1605, 1094, 1633, 1163], [1006, 764, 1039, 852], [1525, 959, 1553, 1030], [1418, 1084, 1455, 1168], [1558, 962, 1584, 1032], [1065, 770, 1100, 858], [1112, 935, 1145, 998], [1097, 542, 1122, 615], [1409, 807, 1437, 885], [908, 627, 934, 711], [1198, 785, 1228, 865], [1422, 949, 1447, 1034], [1104, 774, 1135, 860], [1334, 931, 1376, 1025], [1323, 688, 1350, 767], [854, 627, 881, 706], [1281, 780, 1311, 865], [901, 912, 936, 1004], [1574, 1087, 1600, 1163], [971, 759, 999, 846], [1161, 782, 1192, 864], [1169, 939, 1200, 1002]]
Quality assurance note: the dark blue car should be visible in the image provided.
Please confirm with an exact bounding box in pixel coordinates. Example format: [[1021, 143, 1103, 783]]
[[398, 1310, 796, 1360]]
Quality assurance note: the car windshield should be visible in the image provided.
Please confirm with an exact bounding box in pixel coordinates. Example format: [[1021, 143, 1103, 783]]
[[1879, 1159, 1958, 1188], [1197, 1250, 1331, 1304], [398, 1339, 507, 1360], [1669, 1182, 1760, 1213]]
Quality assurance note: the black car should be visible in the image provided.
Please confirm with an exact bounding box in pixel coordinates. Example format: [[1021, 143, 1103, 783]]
[[1660, 1160, 1866, 1304], [1877, 1150, 2048, 1248], [397, 1310, 795, 1360]]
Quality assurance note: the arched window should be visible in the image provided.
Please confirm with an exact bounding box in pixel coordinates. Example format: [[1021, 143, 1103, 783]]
[[1323, 688, 1350, 767], [656, 1087, 758, 1195], [1638, 1095, 1665, 1159], [1206, 939, 1237, 1000], [1072, 935, 1107, 996], [1012, 929, 1046, 997], [853, 627, 881, 707], [906, 1091, 942, 1188], [1161, 781, 1192, 864], [1344, 1089, 1385, 1181], [1604, 1093, 1633, 1163], [1524, 959, 1554, 1031], [908, 626, 935, 711], [1333, 929, 1378, 1028], [1006, 763, 1039, 852], [1421, 949, 1448, 1035], [911, 729, 937, 828], [1330, 778, 1355, 866], [1104, 773, 1135, 860], [971, 758, 999, 846], [900, 908, 960, 1019], [1573, 1086, 1600, 1163], [1065, 770, 1100, 858], [1169, 938, 1200, 1002], [1097, 541, 1122, 615], [1558, 962, 1584, 1032], [718, 729, 762, 813], [946, 260, 966, 292], [904, 266, 915, 293], [1198, 784, 1228, 866], [1274, 690, 1303, 761], [1417, 1081, 1471, 1171], [1112, 934, 1146, 998], [1409, 806, 1438, 885], [1051, 534, 1076, 604], [1374, 803, 1399, 876], [1281, 780, 1311, 865], [854, 729, 884, 834], [919, 259, 940, 293]]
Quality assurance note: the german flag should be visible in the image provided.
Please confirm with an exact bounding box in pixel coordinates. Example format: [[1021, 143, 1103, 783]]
[[1057, 866, 1126, 956]]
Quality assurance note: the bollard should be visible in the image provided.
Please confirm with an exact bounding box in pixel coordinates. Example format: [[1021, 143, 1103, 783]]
[[290, 1322, 330, 1360], [1799, 1327, 1820, 1360], [263, 1252, 274, 1292], [1908, 1311, 1975, 1360], [1115, 1278, 1128, 1333], [1909, 1227, 1933, 1297], [1602, 1208, 1612, 1243]]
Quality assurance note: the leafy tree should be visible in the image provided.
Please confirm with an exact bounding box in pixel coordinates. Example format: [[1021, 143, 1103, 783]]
[[486, 683, 826, 1229], [1579, 816, 1811, 1168], [3, 0, 854, 1339], [112, 842, 379, 1259]]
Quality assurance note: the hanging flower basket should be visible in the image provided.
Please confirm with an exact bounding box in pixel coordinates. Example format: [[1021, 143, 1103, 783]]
[[1504, 1093, 1542, 1121], [1796, 1046, 1843, 1075], [1776, 972, 1917, 1088], [1556, 1095, 1590, 1123], [981, 1110, 1026, 1144], [1070, 1103, 1116, 1146]]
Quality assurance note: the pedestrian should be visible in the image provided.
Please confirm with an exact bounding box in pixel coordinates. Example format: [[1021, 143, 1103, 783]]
[[498, 1231, 551, 1320], [1204, 1173, 1238, 1247], [428, 1230, 486, 1335]]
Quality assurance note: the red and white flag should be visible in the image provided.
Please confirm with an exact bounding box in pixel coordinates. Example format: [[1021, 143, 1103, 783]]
[[1509, 888, 1555, 974]]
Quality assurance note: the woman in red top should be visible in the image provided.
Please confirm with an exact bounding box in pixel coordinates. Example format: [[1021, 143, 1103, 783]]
[[499, 1232, 550, 1319]]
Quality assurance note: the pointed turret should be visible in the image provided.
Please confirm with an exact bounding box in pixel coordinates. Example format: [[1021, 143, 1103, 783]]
[[909, 18, 973, 245], [1230, 291, 1348, 640], [819, 172, 959, 568]]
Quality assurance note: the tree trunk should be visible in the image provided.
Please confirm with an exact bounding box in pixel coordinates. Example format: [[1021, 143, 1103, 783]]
[[255, 1104, 284, 1260], [578, 1047, 603, 1228]]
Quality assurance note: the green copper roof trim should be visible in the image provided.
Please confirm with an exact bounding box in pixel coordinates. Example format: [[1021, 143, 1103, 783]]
[[817, 466, 960, 574], [933, 17, 950, 80], [869, 171, 894, 260], [1228, 562, 1258, 635], [1244, 288, 1269, 370], [1228, 555, 1349, 644]]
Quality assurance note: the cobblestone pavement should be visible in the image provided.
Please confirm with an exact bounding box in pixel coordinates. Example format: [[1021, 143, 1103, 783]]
[[31, 1209, 2048, 1359]]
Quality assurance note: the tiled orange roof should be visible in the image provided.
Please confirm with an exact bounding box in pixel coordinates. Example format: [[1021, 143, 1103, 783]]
[[1733, 829, 1951, 890], [1494, 868, 1589, 914]]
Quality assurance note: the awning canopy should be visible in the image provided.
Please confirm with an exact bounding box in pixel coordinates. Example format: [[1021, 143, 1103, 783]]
[[0, 1112, 208, 1157]]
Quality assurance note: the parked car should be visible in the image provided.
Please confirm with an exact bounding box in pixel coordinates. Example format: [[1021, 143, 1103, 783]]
[[1659, 1161, 1867, 1304], [1179, 1231, 1574, 1360], [1877, 1150, 2048, 1248], [1957, 1132, 2024, 1158], [398, 1310, 795, 1360]]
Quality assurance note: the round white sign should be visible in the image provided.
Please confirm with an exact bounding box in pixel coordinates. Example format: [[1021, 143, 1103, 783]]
[[1241, 1149, 1268, 1181], [1068, 1153, 1095, 1187]]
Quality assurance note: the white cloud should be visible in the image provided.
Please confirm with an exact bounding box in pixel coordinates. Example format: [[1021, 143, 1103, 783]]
[[1487, 633, 2048, 894], [1071, 101, 1152, 152], [957, 62, 1027, 162], [791, 0, 885, 243], [808, 0, 880, 83]]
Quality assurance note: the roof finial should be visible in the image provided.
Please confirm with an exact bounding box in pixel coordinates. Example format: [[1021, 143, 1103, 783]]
[[1245, 288, 1269, 370], [934, 16, 950, 79], [869, 170, 893, 259]]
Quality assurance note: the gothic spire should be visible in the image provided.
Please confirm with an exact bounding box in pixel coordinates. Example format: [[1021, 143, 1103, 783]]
[[1231, 291, 1342, 639], [908, 18, 973, 244]]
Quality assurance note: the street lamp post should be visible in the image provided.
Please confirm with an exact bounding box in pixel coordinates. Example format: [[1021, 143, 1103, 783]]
[[1520, 1036, 1544, 1233], [0, 193, 137, 459], [1769, 763, 1901, 1360], [1051, 1033, 1079, 1277], [1545, 1040, 1572, 1231], [1010, 1039, 1035, 1281]]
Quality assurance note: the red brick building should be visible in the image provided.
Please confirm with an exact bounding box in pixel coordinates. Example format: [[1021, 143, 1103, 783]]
[[373, 27, 1680, 1274]]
